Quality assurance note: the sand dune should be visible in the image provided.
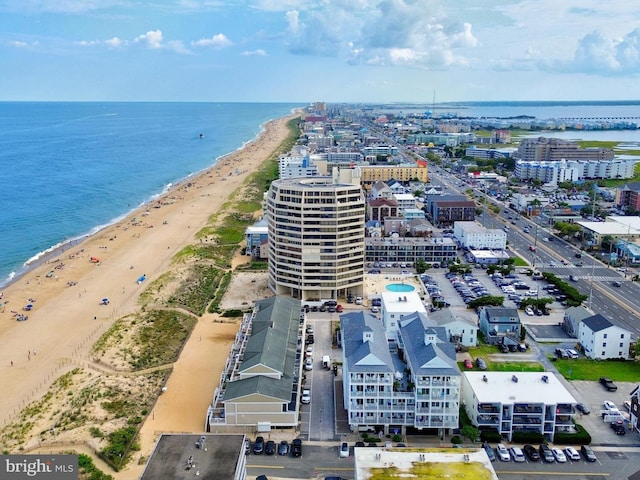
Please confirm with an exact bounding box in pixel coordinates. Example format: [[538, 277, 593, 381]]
[[0, 114, 296, 478]]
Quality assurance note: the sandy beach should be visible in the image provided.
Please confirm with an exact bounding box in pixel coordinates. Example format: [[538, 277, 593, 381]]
[[0, 113, 295, 478]]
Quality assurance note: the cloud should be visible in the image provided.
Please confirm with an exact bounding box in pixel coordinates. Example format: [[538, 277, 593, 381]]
[[284, 0, 479, 68], [241, 49, 267, 56], [104, 37, 124, 48], [191, 33, 233, 48], [134, 30, 164, 49], [566, 28, 640, 75]]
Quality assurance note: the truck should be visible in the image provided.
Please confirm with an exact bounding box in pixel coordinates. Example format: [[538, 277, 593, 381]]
[[322, 355, 331, 369], [599, 377, 618, 392]]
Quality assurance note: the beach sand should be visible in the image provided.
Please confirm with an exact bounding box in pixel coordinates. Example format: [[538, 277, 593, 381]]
[[0, 114, 295, 478]]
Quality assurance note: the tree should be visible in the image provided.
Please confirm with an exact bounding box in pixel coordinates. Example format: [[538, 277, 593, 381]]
[[461, 425, 480, 442]]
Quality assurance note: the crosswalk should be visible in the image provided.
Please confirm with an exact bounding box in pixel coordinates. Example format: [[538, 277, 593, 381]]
[[555, 274, 624, 282]]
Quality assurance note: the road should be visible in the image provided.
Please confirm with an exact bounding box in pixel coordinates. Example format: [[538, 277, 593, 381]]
[[428, 167, 640, 339]]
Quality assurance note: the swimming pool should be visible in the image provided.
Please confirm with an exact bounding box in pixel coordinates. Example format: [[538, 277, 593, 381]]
[[386, 283, 415, 293]]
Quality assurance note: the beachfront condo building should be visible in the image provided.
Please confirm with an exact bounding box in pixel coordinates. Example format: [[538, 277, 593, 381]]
[[341, 310, 461, 436], [265, 176, 366, 302]]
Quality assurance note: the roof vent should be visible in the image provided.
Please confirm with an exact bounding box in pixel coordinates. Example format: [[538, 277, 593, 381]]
[[541, 375, 549, 383], [511, 375, 518, 383], [482, 375, 488, 383]]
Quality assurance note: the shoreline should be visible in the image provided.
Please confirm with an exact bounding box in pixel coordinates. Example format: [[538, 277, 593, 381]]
[[0, 114, 291, 291], [0, 112, 298, 468]]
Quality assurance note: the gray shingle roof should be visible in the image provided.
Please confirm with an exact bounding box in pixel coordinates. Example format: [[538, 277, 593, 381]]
[[342, 311, 395, 373], [582, 313, 614, 332], [398, 313, 459, 376]]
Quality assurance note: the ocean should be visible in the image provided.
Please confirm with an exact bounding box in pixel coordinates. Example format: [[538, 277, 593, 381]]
[[0, 102, 301, 287]]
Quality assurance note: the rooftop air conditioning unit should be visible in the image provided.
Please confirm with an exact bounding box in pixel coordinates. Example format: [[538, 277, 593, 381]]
[[511, 375, 518, 383]]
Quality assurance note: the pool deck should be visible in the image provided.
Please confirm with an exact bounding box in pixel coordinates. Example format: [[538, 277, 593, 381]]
[[364, 273, 426, 304]]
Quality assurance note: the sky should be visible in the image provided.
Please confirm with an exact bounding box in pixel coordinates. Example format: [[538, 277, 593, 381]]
[[2, 0, 640, 103]]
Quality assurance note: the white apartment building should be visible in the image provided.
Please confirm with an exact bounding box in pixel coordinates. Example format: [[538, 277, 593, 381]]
[[453, 221, 507, 250], [578, 314, 631, 360], [394, 193, 417, 214], [462, 372, 577, 441], [515, 158, 636, 184], [278, 154, 320, 178], [265, 176, 365, 301], [380, 291, 427, 342], [341, 311, 460, 436]]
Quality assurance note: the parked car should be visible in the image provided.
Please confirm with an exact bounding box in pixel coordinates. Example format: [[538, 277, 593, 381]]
[[581, 444, 597, 462], [552, 447, 567, 463], [510, 446, 526, 462], [575, 403, 591, 414], [291, 439, 302, 457], [244, 439, 251, 455], [304, 357, 313, 371], [565, 446, 581, 461], [463, 358, 473, 369], [265, 440, 276, 455], [611, 421, 626, 435], [339, 442, 349, 458], [301, 389, 311, 404], [566, 349, 579, 359], [252, 436, 265, 454], [555, 348, 569, 359], [523, 444, 540, 462], [475, 357, 487, 370], [483, 443, 496, 461], [277, 440, 289, 456], [496, 443, 510, 461], [539, 444, 555, 463], [600, 377, 618, 391]]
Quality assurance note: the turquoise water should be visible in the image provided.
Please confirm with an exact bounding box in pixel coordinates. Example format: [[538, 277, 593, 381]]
[[386, 283, 415, 293]]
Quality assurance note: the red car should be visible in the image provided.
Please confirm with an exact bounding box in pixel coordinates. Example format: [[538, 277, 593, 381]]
[[464, 358, 473, 369], [336, 305, 343, 312]]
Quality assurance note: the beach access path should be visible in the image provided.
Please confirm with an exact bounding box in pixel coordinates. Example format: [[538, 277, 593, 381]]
[[0, 114, 296, 478]]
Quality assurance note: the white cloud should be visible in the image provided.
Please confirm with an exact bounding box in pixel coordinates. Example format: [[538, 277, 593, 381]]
[[191, 33, 233, 48], [241, 49, 267, 56], [105, 37, 124, 48], [567, 29, 640, 75], [284, 0, 479, 68], [9, 40, 29, 48], [134, 30, 164, 49]]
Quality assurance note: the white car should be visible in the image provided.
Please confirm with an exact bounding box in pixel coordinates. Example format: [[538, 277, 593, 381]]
[[339, 442, 349, 458], [496, 444, 510, 461], [552, 447, 567, 463], [603, 400, 618, 411], [564, 447, 580, 461], [301, 389, 311, 404], [509, 446, 525, 462], [304, 358, 313, 371]]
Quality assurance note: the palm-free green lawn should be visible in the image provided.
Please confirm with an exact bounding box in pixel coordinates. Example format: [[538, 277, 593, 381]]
[[551, 357, 640, 381]]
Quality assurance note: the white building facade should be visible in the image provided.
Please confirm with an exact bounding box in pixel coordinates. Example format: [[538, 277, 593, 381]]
[[461, 372, 577, 441], [578, 314, 631, 360], [454, 221, 507, 250]]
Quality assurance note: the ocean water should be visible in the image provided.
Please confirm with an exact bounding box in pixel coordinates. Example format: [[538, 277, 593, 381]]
[[0, 102, 301, 287]]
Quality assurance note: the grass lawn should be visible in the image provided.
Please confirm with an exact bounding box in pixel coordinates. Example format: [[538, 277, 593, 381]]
[[551, 357, 640, 381]]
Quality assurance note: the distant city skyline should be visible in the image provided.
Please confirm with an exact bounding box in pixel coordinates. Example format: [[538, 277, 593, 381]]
[[2, 0, 640, 103]]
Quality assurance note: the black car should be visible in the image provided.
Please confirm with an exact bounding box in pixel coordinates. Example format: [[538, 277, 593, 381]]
[[581, 444, 597, 462], [539, 444, 555, 463], [252, 436, 265, 454], [576, 403, 591, 414], [291, 438, 302, 457], [265, 440, 276, 455], [523, 444, 540, 462], [306, 334, 314, 345], [611, 422, 626, 435], [355, 441, 366, 447], [277, 440, 289, 456]]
